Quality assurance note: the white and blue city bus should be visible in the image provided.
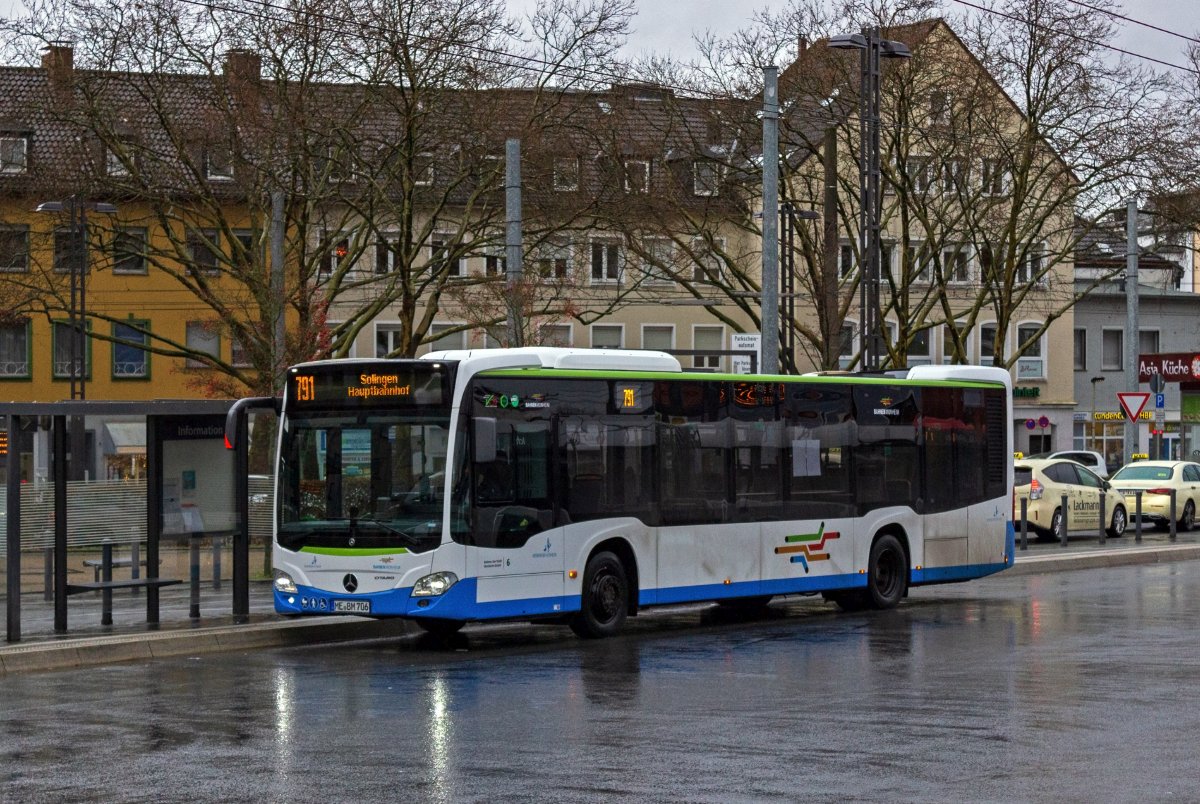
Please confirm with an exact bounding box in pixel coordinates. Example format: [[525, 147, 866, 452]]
[[269, 347, 1014, 637]]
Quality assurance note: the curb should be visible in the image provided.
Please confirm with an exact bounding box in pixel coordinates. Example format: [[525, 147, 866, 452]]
[[4, 545, 1199, 675], [0, 616, 408, 675]]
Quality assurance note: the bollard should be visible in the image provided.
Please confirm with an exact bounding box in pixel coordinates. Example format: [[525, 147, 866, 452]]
[[1135, 491, 1143, 544], [1170, 489, 1177, 541], [189, 535, 201, 619], [212, 536, 222, 591], [1060, 494, 1070, 547], [1098, 488, 1106, 544], [43, 547, 53, 602], [1020, 497, 1029, 551], [101, 539, 114, 626]]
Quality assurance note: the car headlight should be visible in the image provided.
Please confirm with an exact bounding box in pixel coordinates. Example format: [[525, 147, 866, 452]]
[[412, 571, 458, 597], [274, 571, 298, 594]]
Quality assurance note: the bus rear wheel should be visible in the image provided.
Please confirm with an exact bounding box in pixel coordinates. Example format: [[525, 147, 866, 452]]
[[570, 551, 628, 639], [866, 534, 907, 610]]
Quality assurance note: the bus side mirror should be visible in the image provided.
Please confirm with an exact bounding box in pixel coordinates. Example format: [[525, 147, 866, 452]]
[[474, 417, 497, 463]]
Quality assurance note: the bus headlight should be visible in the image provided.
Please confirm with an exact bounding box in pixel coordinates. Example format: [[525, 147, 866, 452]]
[[274, 571, 298, 594], [412, 571, 458, 597]]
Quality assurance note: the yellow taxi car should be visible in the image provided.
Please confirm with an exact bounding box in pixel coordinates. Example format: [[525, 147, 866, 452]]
[[1108, 460, 1200, 532], [1014, 458, 1128, 541]]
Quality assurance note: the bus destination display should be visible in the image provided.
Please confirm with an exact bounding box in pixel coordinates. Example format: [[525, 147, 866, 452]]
[[290, 365, 449, 407]]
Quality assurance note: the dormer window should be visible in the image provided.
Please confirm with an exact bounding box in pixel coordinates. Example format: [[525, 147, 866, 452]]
[[553, 157, 580, 192], [205, 147, 233, 181], [0, 136, 28, 174], [623, 158, 650, 194], [692, 160, 722, 197], [106, 146, 129, 177]]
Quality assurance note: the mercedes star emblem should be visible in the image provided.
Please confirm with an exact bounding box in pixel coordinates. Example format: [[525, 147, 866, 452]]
[[343, 574, 358, 593]]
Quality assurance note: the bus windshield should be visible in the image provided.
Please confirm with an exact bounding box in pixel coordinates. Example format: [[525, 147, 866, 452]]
[[275, 360, 457, 553], [278, 412, 451, 552]]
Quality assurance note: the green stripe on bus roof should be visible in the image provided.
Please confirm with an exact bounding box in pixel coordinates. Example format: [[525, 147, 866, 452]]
[[299, 546, 409, 556], [476, 367, 1002, 388]]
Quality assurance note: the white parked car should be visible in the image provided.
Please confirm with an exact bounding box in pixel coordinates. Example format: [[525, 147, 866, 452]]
[[1025, 449, 1109, 478], [1109, 461, 1200, 532]]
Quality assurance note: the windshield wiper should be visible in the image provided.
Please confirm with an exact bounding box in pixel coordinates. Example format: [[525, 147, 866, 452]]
[[355, 516, 440, 546]]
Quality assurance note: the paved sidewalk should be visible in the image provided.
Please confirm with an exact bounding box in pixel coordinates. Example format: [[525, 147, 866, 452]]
[[3, 527, 1198, 675]]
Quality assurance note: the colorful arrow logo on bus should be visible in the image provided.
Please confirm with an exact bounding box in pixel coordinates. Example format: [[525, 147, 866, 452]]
[[774, 523, 840, 573]]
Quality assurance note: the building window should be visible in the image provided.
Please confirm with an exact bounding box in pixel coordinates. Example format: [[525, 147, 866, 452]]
[[691, 237, 726, 283], [941, 159, 966, 194], [185, 321, 220, 368], [590, 241, 621, 284], [591, 324, 622, 349], [431, 236, 464, 277], [980, 158, 1010, 196], [906, 155, 935, 193], [531, 240, 570, 280], [414, 152, 434, 186], [376, 324, 403, 357], [113, 228, 147, 275], [693, 161, 722, 196], [205, 147, 233, 181], [319, 235, 351, 278], [553, 157, 579, 192], [1101, 329, 1122, 370], [640, 237, 674, 284], [942, 245, 970, 283], [0, 225, 29, 273], [485, 251, 506, 277], [53, 228, 78, 274], [52, 320, 91, 379], [838, 322, 857, 369], [106, 146, 130, 177], [112, 321, 149, 379], [231, 337, 252, 368], [539, 324, 571, 347], [839, 242, 856, 279], [1138, 329, 1159, 358], [429, 323, 465, 352], [1016, 324, 1044, 380], [187, 229, 221, 276], [642, 325, 673, 351], [693, 325, 723, 371], [0, 320, 30, 378], [928, 90, 951, 125], [908, 328, 932, 366], [231, 230, 257, 270], [979, 323, 998, 365], [623, 159, 650, 194], [1074, 328, 1087, 371], [0, 136, 28, 174], [1016, 244, 1043, 285], [376, 237, 399, 275]]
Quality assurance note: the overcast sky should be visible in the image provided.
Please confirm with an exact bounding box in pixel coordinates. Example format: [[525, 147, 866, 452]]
[[0, 0, 1196, 77]]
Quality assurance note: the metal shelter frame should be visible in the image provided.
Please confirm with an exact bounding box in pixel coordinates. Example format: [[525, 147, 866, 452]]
[[3, 399, 258, 643]]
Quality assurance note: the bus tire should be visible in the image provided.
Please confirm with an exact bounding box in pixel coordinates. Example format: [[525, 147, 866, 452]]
[[866, 534, 907, 610], [570, 551, 628, 639], [415, 618, 464, 637]]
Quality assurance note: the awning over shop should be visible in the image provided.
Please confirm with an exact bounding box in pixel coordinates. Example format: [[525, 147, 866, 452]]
[[103, 422, 146, 455]]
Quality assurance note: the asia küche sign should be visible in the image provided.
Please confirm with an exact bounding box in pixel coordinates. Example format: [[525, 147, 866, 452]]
[[1138, 353, 1200, 384]]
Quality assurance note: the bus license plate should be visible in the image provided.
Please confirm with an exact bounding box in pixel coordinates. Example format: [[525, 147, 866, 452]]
[[334, 600, 370, 614]]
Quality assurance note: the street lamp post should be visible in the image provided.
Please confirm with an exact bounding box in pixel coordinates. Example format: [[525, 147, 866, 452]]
[[829, 28, 911, 372], [1090, 375, 1105, 454], [35, 198, 116, 480]]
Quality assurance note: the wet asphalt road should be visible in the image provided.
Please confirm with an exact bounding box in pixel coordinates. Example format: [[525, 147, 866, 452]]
[[3, 561, 1200, 803]]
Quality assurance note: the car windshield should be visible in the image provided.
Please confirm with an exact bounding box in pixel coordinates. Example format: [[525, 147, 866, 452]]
[[1025, 452, 1052, 460], [1112, 466, 1173, 482]]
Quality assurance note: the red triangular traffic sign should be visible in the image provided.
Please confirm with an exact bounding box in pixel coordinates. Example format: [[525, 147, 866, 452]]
[[1117, 391, 1150, 422]]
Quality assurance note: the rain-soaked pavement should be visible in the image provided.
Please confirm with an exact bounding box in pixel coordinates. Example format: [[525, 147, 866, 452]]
[[3, 560, 1200, 803]]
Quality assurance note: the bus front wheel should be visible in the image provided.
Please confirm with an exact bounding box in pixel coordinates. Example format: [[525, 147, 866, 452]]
[[866, 534, 907, 610], [570, 551, 628, 639]]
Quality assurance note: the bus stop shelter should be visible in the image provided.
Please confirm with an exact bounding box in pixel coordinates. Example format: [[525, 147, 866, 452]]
[[3, 400, 261, 643]]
